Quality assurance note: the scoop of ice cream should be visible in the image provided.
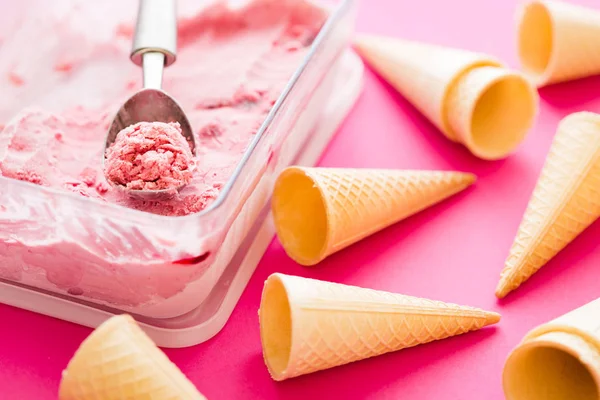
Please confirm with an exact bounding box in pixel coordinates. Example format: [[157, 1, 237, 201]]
[[104, 121, 195, 191]]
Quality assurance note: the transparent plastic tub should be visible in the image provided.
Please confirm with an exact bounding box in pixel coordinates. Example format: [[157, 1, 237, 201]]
[[0, 0, 359, 321]]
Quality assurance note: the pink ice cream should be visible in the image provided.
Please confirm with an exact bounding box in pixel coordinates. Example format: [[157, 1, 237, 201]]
[[0, 0, 327, 217], [0, 0, 331, 309], [104, 121, 195, 191]]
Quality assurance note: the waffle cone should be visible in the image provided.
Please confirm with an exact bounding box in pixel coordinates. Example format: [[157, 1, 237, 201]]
[[495, 112, 600, 299], [58, 315, 206, 400], [503, 298, 600, 399], [517, 0, 600, 87], [259, 273, 501, 381], [354, 34, 538, 160], [272, 167, 476, 266]]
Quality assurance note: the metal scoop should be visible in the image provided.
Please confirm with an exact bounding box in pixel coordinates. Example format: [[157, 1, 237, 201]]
[[104, 0, 195, 201]]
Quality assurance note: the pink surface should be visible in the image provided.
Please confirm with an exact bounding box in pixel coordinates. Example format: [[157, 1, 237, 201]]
[[2, 0, 600, 398]]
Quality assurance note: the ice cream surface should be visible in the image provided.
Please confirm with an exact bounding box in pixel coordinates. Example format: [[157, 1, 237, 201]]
[[0, 0, 327, 216], [0, 0, 331, 309], [104, 121, 195, 191]]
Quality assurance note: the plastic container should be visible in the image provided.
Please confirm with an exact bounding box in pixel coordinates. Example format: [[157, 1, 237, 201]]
[[0, 51, 364, 347], [0, 0, 361, 343]]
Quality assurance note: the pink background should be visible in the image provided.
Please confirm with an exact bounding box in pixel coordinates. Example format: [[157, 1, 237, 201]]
[[2, 0, 600, 398]]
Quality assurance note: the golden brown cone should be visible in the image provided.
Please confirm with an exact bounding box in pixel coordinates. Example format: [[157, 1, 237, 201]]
[[354, 34, 538, 160], [259, 273, 501, 381], [496, 112, 600, 298], [272, 167, 475, 266], [517, 0, 600, 87], [503, 298, 600, 400]]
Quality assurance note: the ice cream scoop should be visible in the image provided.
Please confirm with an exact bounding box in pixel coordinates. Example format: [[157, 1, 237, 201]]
[[104, 0, 196, 201]]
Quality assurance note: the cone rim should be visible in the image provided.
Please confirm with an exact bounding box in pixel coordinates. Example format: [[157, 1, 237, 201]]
[[516, 0, 558, 87], [454, 67, 539, 160], [503, 331, 600, 400], [272, 166, 331, 266], [272, 167, 478, 266], [259, 273, 295, 381], [353, 33, 534, 159], [260, 273, 501, 381]]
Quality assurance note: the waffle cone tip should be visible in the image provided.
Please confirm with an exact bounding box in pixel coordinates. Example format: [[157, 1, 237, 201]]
[[463, 172, 477, 185], [495, 279, 513, 299], [483, 311, 502, 325], [495, 111, 600, 299]]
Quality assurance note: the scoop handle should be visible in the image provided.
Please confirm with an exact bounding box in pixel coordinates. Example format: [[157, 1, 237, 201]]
[[130, 0, 177, 67]]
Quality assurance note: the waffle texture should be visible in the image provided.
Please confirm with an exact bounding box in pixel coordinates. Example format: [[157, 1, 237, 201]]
[[517, 0, 600, 87], [59, 315, 206, 400], [354, 34, 537, 160], [496, 112, 600, 298], [260, 273, 500, 381], [272, 167, 475, 265]]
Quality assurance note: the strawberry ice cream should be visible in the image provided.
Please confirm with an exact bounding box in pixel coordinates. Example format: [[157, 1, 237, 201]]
[[0, 0, 335, 312], [104, 121, 195, 191], [0, 0, 327, 217]]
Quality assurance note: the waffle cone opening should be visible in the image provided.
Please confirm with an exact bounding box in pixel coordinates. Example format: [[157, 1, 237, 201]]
[[272, 168, 328, 265], [259, 274, 293, 380], [518, 1, 553, 82], [467, 70, 536, 159], [503, 332, 600, 400]]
